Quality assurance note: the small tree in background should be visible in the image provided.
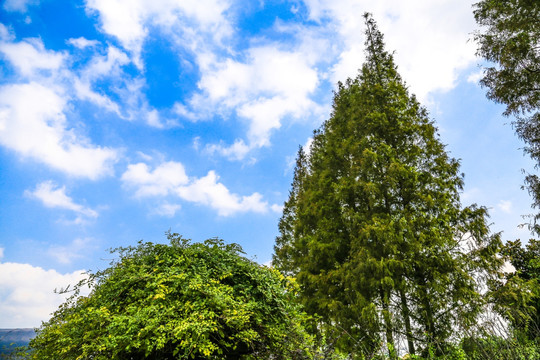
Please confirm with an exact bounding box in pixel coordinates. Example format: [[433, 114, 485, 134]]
[[274, 13, 503, 359], [27, 232, 317, 360], [474, 1, 540, 353], [491, 239, 540, 341]]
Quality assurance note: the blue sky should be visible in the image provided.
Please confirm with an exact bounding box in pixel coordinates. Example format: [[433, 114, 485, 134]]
[[0, 0, 535, 328]]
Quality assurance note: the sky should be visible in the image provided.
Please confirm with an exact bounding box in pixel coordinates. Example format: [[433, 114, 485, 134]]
[[0, 0, 536, 329]]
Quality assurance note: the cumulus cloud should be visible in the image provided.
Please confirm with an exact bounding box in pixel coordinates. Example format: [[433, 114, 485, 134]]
[[72, 45, 130, 116], [85, 0, 233, 65], [0, 82, 118, 179], [26, 181, 98, 218], [176, 171, 269, 216], [302, 0, 478, 100], [122, 161, 279, 216], [0, 38, 65, 76], [190, 45, 322, 159], [0, 31, 161, 130], [80, 0, 324, 158], [0, 37, 123, 177], [121, 161, 189, 197], [0, 262, 89, 328]]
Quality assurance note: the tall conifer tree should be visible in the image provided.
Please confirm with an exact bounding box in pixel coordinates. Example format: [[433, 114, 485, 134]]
[[274, 14, 502, 359]]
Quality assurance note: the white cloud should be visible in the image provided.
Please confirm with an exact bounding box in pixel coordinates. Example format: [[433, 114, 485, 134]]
[[121, 161, 189, 197], [303, 137, 314, 155], [146, 109, 162, 128], [0, 34, 160, 128], [85, 0, 233, 65], [67, 37, 100, 49], [80, 0, 325, 157], [2, 0, 39, 13], [0, 82, 118, 179], [302, 0, 478, 101], [0, 248, 4, 260], [467, 69, 484, 84], [26, 181, 98, 218], [0, 262, 89, 328], [72, 45, 131, 116], [0, 37, 124, 176], [271, 203, 284, 213], [0, 24, 14, 42], [172, 103, 198, 121], [144, 109, 176, 128], [153, 202, 182, 217], [47, 238, 96, 265], [80, 45, 129, 78], [122, 161, 276, 216], [497, 200, 513, 214], [176, 171, 269, 216], [205, 139, 251, 161], [0, 38, 65, 76], [194, 45, 322, 158]]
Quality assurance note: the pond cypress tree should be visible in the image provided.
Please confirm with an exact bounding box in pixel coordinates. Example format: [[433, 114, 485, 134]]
[[274, 14, 502, 359]]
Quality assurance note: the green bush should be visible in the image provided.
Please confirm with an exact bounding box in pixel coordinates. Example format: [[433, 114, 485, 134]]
[[26, 232, 317, 359]]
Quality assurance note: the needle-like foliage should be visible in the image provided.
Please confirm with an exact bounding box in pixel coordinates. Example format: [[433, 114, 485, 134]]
[[274, 14, 502, 359]]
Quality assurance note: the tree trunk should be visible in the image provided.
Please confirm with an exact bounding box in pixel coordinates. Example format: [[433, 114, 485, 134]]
[[379, 287, 397, 359], [399, 288, 416, 355]]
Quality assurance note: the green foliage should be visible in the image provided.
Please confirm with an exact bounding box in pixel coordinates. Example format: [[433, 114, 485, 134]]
[[399, 337, 539, 360], [473, 0, 539, 117], [460, 335, 540, 360], [491, 239, 540, 340], [274, 13, 502, 359], [27, 232, 316, 359], [473, 0, 540, 232]]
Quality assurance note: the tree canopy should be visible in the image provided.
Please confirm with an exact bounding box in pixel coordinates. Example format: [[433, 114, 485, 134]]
[[473, 0, 540, 231], [473, 0, 539, 117], [274, 13, 502, 359], [27, 232, 316, 360]]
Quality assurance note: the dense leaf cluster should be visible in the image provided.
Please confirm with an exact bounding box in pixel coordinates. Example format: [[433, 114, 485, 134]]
[[27, 232, 316, 359]]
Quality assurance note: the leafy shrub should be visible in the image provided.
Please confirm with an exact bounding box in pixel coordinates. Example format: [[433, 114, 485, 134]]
[[27, 232, 317, 359]]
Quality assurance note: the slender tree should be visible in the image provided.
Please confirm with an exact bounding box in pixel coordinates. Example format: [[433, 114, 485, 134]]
[[274, 14, 502, 359]]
